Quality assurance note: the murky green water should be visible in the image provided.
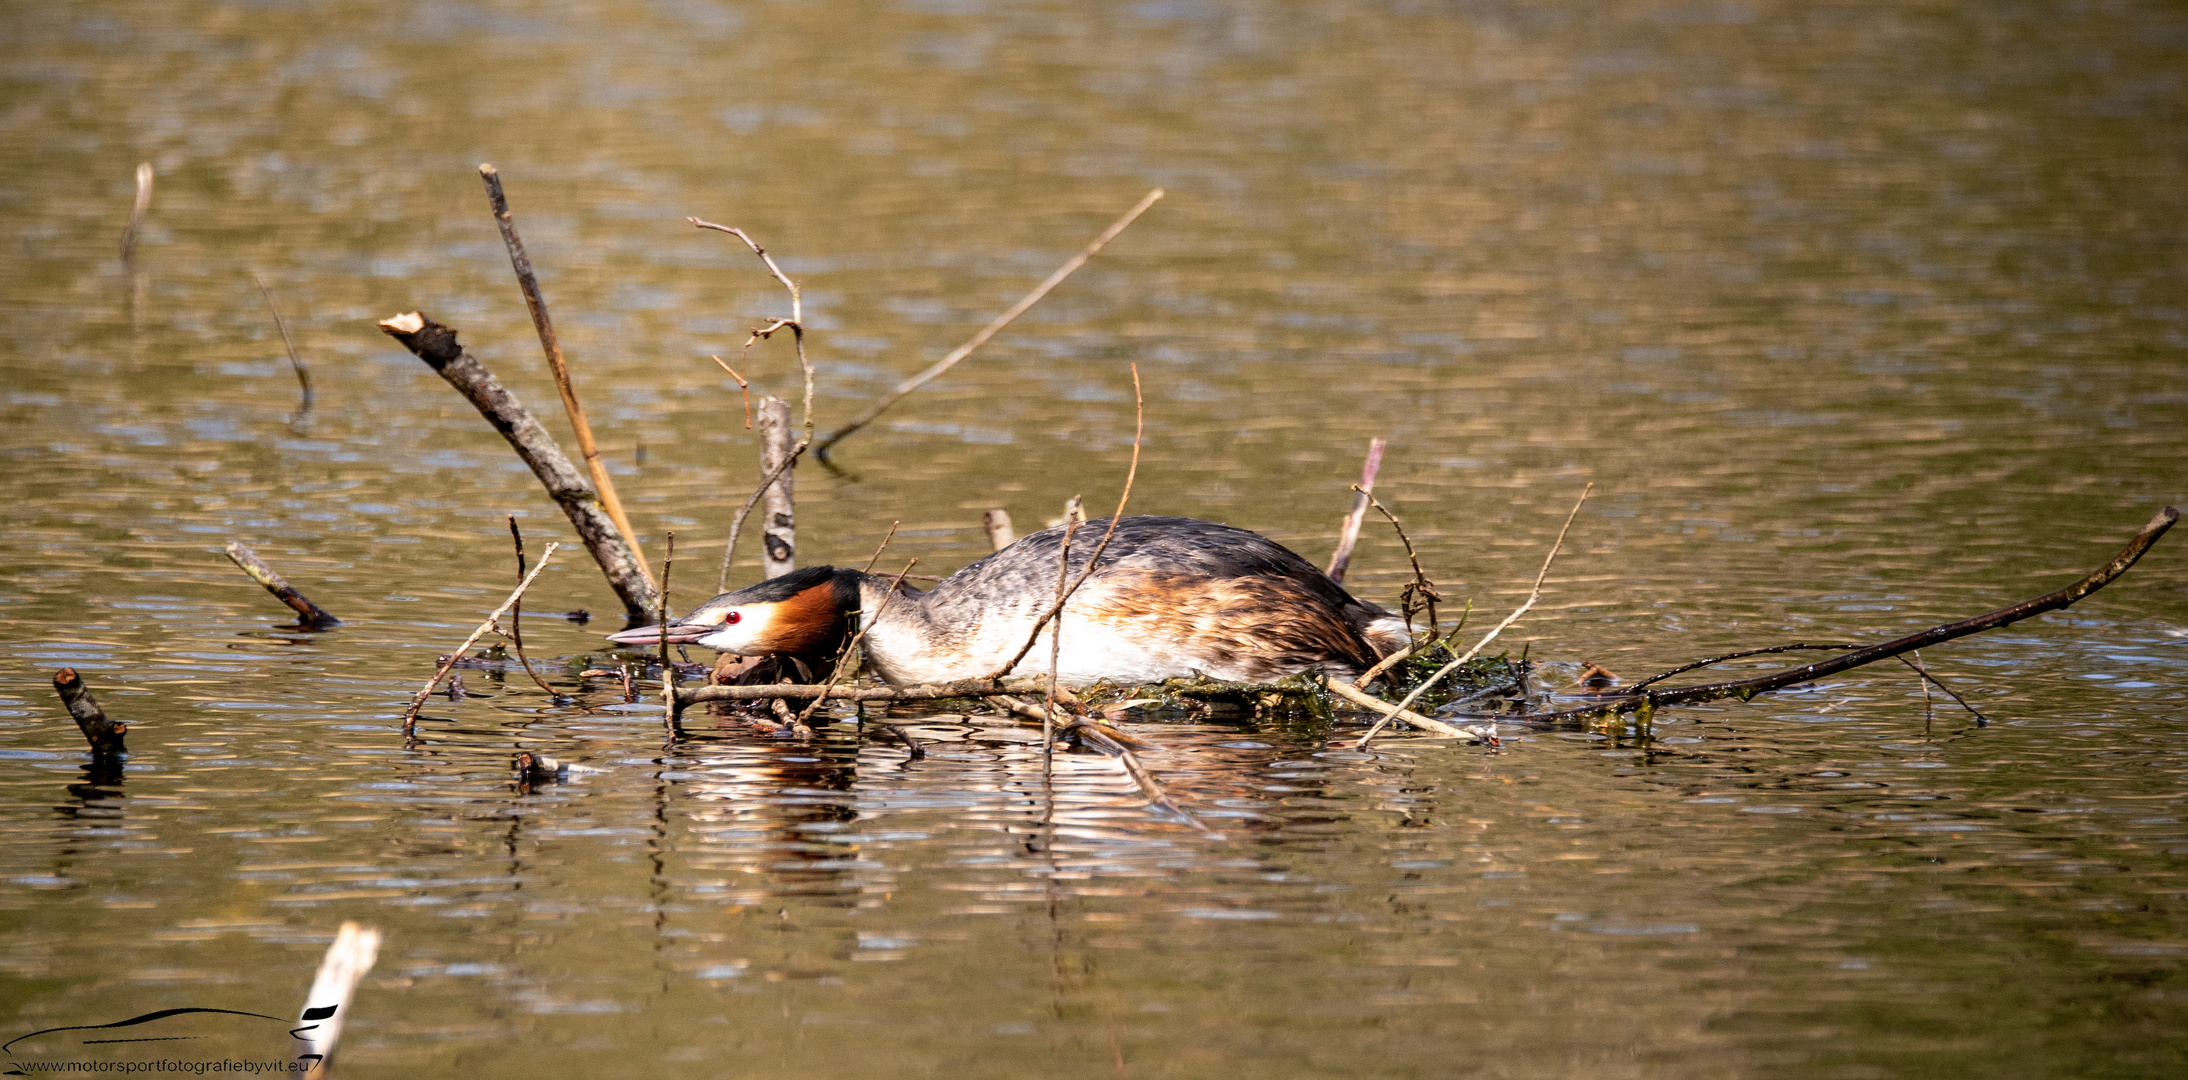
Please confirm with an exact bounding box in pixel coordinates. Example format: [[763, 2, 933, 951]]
[[3, 1, 2185, 1076]]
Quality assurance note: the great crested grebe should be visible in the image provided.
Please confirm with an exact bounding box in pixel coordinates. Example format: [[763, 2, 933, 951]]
[[607, 515, 1412, 687]]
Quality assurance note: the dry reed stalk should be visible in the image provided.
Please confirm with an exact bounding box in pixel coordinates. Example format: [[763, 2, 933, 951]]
[[479, 165, 652, 585]]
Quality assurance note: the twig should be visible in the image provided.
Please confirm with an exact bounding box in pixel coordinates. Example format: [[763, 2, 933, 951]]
[[709, 355, 753, 429], [1044, 504, 1084, 767], [52, 668, 127, 756], [659, 532, 675, 723], [719, 437, 810, 590], [1915, 648, 1934, 736], [504, 517, 560, 698], [224, 542, 341, 628], [251, 271, 315, 423], [876, 723, 926, 761], [984, 508, 1016, 552], [1457, 505, 2182, 726], [677, 675, 1061, 706], [379, 313, 657, 620], [1320, 676, 1482, 741], [688, 219, 814, 436], [793, 557, 917, 725], [1325, 437, 1386, 583], [1626, 643, 1860, 693], [856, 522, 903, 575], [119, 162, 152, 263], [1897, 652, 1990, 727], [401, 543, 558, 736], [1361, 488, 1439, 636], [1356, 483, 1591, 748], [990, 365, 1144, 679], [814, 189, 1165, 459], [291, 921, 379, 1077], [480, 164, 653, 586], [1063, 720, 1213, 833]]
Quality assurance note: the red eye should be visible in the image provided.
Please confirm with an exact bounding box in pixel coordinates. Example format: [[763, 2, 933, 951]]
[[724, 611, 741, 625]]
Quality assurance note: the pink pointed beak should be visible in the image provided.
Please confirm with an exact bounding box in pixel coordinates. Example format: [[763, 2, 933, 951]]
[[605, 621, 714, 647]]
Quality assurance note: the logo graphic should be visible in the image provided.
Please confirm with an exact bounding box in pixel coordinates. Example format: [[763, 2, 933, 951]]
[[4, 1005, 329, 1076]]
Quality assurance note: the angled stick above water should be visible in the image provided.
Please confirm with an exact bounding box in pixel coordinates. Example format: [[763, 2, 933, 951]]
[[224, 541, 341, 628], [399, 542, 558, 736], [1426, 505, 2183, 727], [813, 188, 1164, 460], [480, 165, 653, 588], [379, 313, 657, 620]]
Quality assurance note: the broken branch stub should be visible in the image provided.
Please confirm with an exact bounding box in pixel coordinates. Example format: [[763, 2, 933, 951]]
[[758, 396, 797, 579], [53, 668, 126, 756], [380, 313, 658, 621], [224, 541, 340, 628]]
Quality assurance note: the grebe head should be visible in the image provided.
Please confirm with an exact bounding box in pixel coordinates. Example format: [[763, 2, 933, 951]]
[[604, 566, 860, 656]]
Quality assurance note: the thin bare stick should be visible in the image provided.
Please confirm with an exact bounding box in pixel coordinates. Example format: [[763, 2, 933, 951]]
[[1897, 652, 1990, 727], [678, 675, 1063, 706], [688, 219, 801, 325], [1045, 504, 1084, 767], [1357, 484, 1591, 748], [1626, 643, 1861, 693], [1448, 506, 2181, 726], [480, 164, 653, 585], [224, 542, 341, 628], [504, 517, 560, 698], [1320, 676, 1482, 742], [814, 189, 1165, 459], [689, 219, 814, 436], [876, 723, 926, 761], [251, 271, 315, 422], [793, 558, 918, 725], [860, 521, 902, 573], [1064, 720, 1212, 833], [709, 355, 753, 429], [1362, 489, 1439, 637], [402, 543, 558, 736], [380, 313, 657, 619], [990, 365, 1144, 679], [120, 163, 152, 263], [719, 437, 810, 590], [659, 532, 675, 722], [1325, 437, 1386, 582]]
